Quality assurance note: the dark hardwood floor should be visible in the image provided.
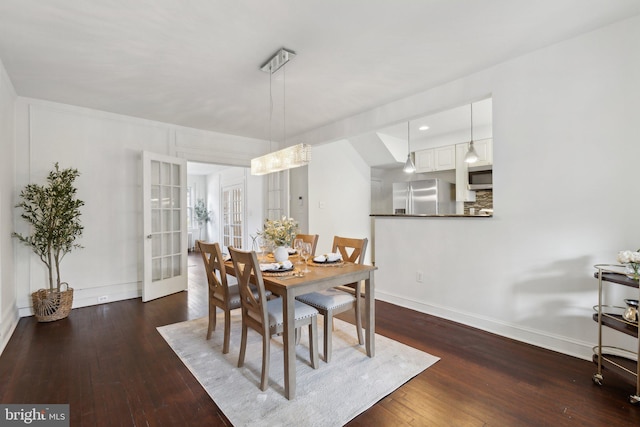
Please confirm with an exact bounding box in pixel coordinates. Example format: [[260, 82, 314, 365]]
[[1, 253, 638, 426]]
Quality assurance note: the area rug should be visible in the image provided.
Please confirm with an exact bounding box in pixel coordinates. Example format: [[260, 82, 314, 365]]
[[157, 311, 439, 427]]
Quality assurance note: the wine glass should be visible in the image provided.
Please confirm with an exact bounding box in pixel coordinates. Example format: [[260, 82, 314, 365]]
[[258, 237, 269, 262], [300, 242, 311, 273], [293, 238, 303, 264]]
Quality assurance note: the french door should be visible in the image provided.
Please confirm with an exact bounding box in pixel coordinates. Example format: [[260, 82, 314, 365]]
[[142, 151, 188, 302], [222, 184, 244, 250]]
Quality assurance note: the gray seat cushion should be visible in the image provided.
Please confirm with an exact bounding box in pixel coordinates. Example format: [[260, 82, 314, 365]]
[[222, 284, 242, 309], [296, 288, 355, 311], [248, 298, 318, 327]]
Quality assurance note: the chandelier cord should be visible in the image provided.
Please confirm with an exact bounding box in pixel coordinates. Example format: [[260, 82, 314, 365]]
[[269, 65, 273, 152], [283, 64, 286, 146], [470, 103, 473, 142]]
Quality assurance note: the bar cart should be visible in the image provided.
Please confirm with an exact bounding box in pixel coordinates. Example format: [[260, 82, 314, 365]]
[[592, 264, 640, 405]]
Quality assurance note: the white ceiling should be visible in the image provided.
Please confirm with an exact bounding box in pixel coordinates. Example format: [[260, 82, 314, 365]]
[[377, 98, 493, 146], [1, 0, 638, 142]]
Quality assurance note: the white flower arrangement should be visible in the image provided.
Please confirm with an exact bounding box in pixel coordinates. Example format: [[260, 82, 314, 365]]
[[617, 250, 640, 264], [617, 249, 640, 279], [258, 216, 299, 248]]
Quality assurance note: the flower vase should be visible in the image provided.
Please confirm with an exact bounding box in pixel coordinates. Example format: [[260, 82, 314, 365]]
[[273, 246, 289, 262], [625, 263, 640, 280]]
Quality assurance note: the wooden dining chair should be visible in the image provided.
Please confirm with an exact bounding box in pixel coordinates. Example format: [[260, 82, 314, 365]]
[[198, 241, 269, 354], [295, 233, 319, 256], [228, 246, 319, 391], [295, 236, 368, 362], [199, 241, 240, 354]]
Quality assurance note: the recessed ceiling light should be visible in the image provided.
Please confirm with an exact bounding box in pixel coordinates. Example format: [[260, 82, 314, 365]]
[[419, 125, 429, 131]]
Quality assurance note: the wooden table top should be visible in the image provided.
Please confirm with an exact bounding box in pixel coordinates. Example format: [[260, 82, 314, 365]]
[[224, 258, 376, 297]]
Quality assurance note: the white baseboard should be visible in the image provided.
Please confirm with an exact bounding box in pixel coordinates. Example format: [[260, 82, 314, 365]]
[[0, 304, 20, 356], [17, 282, 142, 317], [376, 290, 594, 361]]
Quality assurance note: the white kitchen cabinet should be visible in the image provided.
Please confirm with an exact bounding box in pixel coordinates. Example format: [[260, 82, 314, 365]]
[[414, 149, 435, 172], [434, 145, 456, 171], [455, 143, 476, 202], [471, 138, 493, 166], [414, 145, 456, 173]]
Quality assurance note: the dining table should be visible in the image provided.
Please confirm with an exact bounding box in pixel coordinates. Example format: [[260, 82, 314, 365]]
[[225, 256, 377, 400]]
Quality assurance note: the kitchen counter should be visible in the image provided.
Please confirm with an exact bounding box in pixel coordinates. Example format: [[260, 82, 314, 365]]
[[370, 214, 492, 218]]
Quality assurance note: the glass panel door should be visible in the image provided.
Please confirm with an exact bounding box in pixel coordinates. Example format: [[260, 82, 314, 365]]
[[222, 184, 243, 249], [143, 151, 187, 302]]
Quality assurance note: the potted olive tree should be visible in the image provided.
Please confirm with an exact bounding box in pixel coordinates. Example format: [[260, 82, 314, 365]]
[[13, 163, 84, 322], [194, 198, 211, 244]]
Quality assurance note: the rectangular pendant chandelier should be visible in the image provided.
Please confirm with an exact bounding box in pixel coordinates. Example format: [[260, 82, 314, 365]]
[[251, 143, 312, 176], [251, 48, 310, 175]]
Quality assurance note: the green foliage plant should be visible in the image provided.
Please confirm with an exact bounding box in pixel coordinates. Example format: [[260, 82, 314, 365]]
[[13, 163, 84, 293], [194, 198, 211, 225]]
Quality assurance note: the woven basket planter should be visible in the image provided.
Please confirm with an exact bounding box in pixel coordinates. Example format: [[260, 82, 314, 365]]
[[31, 283, 74, 322]]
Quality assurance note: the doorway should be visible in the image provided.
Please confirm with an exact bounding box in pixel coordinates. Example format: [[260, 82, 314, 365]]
[[185, 161, 265, 286]]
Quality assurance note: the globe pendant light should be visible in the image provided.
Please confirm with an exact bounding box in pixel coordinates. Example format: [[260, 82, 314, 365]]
[[403, 121, 415, 174], [464, 103, 479, 163]]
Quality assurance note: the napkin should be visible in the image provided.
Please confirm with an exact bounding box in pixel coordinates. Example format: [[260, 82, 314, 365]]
[[313, 253, 342, 263], [259, 260, 293, 271]]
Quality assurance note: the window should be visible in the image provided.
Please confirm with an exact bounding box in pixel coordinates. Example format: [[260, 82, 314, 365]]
[[266, 171, 288, 220]]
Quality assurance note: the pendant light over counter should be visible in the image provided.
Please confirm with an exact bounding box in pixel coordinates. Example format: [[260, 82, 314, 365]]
[[251, 48, 311, 176], [464, 103, 479, 164], [403, 121, 415, 174]]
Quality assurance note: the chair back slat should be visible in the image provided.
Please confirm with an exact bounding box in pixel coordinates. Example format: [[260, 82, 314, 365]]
[[228, 247, 269, 327], [198, 241, 228, 296], [332, 236, 368, 264]]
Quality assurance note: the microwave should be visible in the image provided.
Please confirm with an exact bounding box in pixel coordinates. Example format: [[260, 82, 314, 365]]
[[468, 165, 493, 190]]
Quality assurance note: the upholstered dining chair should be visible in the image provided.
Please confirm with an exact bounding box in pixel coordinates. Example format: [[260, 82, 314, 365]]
[[295, 236, 368, 362], [198, 241, 269, 354], [294, 233, 319, 256], [228, 246, 319, 391]]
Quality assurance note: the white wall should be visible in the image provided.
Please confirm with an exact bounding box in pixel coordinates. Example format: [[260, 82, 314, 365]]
[[206, 172, 221, 245], [289, 166, 309, 234], [309, 140, 371, 260], [12, 98, 269, 316], [0, 58, 17, 353], [245, 170, 264, 249], [304, 16, 640, 360]]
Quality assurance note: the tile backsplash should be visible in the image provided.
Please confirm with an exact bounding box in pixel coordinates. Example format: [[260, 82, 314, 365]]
[[464, 190, 493, 214]]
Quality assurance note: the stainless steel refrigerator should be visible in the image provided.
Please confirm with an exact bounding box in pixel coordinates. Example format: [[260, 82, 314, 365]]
[[392, 179, 455, 215]]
